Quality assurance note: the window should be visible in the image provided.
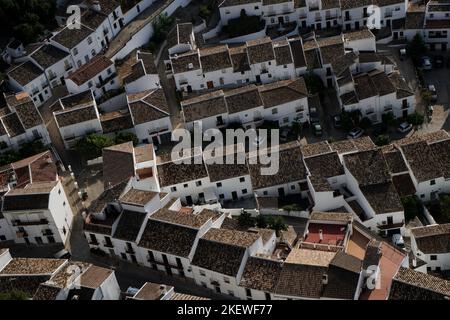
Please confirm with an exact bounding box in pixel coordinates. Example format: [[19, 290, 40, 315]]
[[184, 184, 188, 188], [290, 185, 296, 190], [107, 68, 112, 75], [242, 189, 248, 194], [430, 180, 436, 185], [430, 13, 434, 18], [63, 201, 66, 206], [435, 267, 441, 272], [73, 48, 78, 55], [199, 192, 205, 199], [217, 182, 222, 188], [224, 277, 230, 284], [239, 177, 245, 183], [263, 191, 268, 195], [201, 282, 207, 288], [58, 189, 61, 195], [246, 288, 252, 298], [254, 6, 259, 9], [430, 255, 437, 261], [219, 194, 225, 199], [91, 49, 96, 56], [63, 227, 66, 235], [88, 81, 93, 88], [200, 269, 206, 276], [265, 292, 271, 300], [87, 37, 93, 45], [196, 180, 202, 187], [283, 117, 289, 123], [77, 60, 82, 68], [171, 186, 177, 192], [420, 194, 425, 198], [228, 290, 235, 297], [272, 108, 278, 114]]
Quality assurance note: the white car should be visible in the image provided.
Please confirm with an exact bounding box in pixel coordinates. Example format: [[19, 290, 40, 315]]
[[428, 84, 437, 101], [421, 56, 432, 70], [397, 122, 412, 133], [392, 234, 405, 249], [347, 128, 364, 139]]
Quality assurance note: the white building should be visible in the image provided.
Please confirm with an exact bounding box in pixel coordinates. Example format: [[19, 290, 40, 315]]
[[0, 151, 74, 246], [124, 51, 160, 93], [410, 224, 450, 273], [52, 90, 102, 149], [0, 92, 51, 150], [126, 89, 172, 146], [66, 55, 119, 99]]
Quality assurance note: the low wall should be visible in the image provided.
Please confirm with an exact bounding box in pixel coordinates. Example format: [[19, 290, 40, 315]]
[[220, 27, 267, 44], [259, 209, 309, 219]]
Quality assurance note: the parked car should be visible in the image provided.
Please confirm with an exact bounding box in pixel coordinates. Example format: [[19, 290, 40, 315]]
[[280, 128, 290, 142], [309, 107, 320, 124], [54, 249, 71, 259], [399, 48, 406, 61], [313, 124, 323, 136], [421, 56, 432, 70], [428, 84, 438, 101], [397, 122, 413, 133], [333, 114, 342, 128], [446, 57, 450, 68], [433, 55, 444, 68], [372, 124, 388, 137], [392, 234, 405, 249], [347, 127, 364, 139], [427, 105, 434, 115]]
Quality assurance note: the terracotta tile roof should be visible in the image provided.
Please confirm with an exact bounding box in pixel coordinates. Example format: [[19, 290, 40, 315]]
[[344, 149, 391, 186], [192, 228, 259, 277], [368, 70, 396, 96], [273, 41, 293, 66], [246, 37, 275, 64], [405, 12, 425, 29], [285, 248, 337, 266], [171, 50, 201, 73], [119, 188, 158, 206], [3, 193, 50, 211], [429, 138, 450, 179], [224, 85, 262, 114], [150, 208, 214, 229], [205, 146, 250, 182], [113, 209, 147, 242], [382, 147, 408, 174], [389, 267, 450, 299], [305, 151, 344, 192], [352, 136, 376, 151], [68, 55, 113, 86], [354, 73, 378, 100], [157, 156, 208, 187], [344, 28, 375, 42], [8, 61, 43, 87], [240, 257, 283, 292], [259, 77, 308, 108], [361, 182, 403, 215], [425, 19, 450, 28], [181, 90, 227, 122], [171, 292, 209, 300], [100, 110, 134, 134], [167, 23, 194, 49], [0, 258, 65, 275], [401, 141, 443, 183], [411, 224, 450, 254], [199, 45, 232, 73], [388, 72, 414, 99], [310, 211, 353, 222], [102, 142, 135, 188], [2, 112, 25, 137], [275, 263, 326, 298], [54, 91, 98, 127], [219, 0, 258, 7], [229, 45, 251, 73], [288, 37, 307, 69], [134, 144, 153, 163], [330, 139, 358, 154], [301, 141, 332, 158], [30, 44, 69, 70], [392, 173, 416, 198], [248, 141, 307, 190], [79, 265, 113, 289], [138, 219, 198, 257], [86, 181, 127, 214], [51, 24, 95, 49], [340, 0, 372, 10], [33, 284, 62, 300]]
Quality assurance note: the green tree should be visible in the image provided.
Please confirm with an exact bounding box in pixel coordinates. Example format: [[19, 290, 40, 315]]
[[382, 112, 396, 127], [255, 214, 268, 228], [407, 112, 425, 126], [375, 134, 390, 146], [402, 196, 421, 222], [238, 211, 255, 228], [439, 195, 450, 220], [114, 132, 138, 146], [421, 90, 433, 107], [359, 117, 372, 130], [75, 134, 114, 160], [19, 140, 46, 158], [268, 216, 288, 236], [0, 289, 28, 300], [407, 33, 427, 66], [304, 72, 324, 95]]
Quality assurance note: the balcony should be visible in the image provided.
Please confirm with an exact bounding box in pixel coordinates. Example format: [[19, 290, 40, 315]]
[[345, 16, 351, 21], [325, 15, 339, 20], [48, 73, 57, 81], [97, 73, 117, 88], [125, 247, 135, 254], [65, 64, 73, 72], [147, 256, 182, 270], [384, 12, 393, 18], [261, 69, 269, 74], [148, 126, 169, 135], [12, 218, 49, 226], [103, 241, 114, 248], [309, 6, 319, 11], [377, 220, 404, 230], [428, 33, 447, 39], [31, 89, 39, 95], [315, 16, 322, 22], [89, 239, 99, 245]]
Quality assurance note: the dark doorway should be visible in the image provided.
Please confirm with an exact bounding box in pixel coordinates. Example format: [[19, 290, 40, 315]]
[[215, 286, 221, 294], [186, 195, 193, 205], [355, 21, 360, 29], [256, 75, 261, 83], [278, 188, 285, 198], [403, 109, 408, 118], [187, 85, 192, 93], [35, 237, 43, 245], [278, 16, 284, 24], [387, 216, 393, 225], [38, 94, 44, 103], [232, 191, 238, 201], [327, 78, 333, 87], [207, 81, 214, 89], [326, 21, 331, 28]]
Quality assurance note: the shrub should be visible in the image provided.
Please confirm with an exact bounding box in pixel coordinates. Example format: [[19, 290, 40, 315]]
[[402, 196, 421, 222], [224, 11, 265, 38], [238, 211, 255, 228], [75, 134, 114, 160], [382, 112, 396, 127], [0, 289, 28, 300], [359, 117, 372, 130], [304, 72, 325, 95], [114, 132, 138, 146], [407, 112, 425, 126], [255, 214, 268, 228], [375, 135, 390, 146]]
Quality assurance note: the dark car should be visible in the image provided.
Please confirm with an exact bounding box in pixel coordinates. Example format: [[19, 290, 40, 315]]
[[434, 55, 444, 68], [333, 114, 342, 128]]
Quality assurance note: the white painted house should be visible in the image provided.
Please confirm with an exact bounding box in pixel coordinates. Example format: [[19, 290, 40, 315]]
[[124, 51, 160, 93]]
